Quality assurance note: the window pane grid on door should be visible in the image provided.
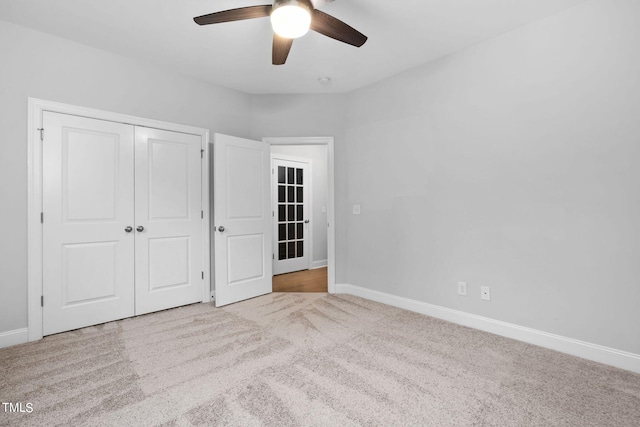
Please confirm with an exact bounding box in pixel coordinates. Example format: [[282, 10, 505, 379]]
[[277, 166, 304, 261]]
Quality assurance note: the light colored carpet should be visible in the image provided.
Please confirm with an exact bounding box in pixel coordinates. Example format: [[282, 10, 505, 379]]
[[1, 293, 639, 426]]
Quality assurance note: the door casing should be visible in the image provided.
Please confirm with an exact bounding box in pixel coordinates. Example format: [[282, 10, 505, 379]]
[[27, 98, 210, 342]]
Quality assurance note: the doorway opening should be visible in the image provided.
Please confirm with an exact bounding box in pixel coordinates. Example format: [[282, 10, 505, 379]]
[[264, 137, 335, 293]]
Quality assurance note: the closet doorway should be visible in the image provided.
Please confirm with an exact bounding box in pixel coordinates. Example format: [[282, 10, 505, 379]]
[[28, 99, 210, 340]]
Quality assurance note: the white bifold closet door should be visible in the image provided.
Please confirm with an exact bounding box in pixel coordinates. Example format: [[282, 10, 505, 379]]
[[42, 112, 203, 335]]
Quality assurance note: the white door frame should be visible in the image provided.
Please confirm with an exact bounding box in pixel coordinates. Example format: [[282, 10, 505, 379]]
[[27, 98, 211, 342], [263, 137, 336, 294], [271, 154, 313, 274]]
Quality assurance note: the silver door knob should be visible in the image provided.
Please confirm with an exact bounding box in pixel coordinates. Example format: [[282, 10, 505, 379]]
[[218, 226, 225, 232], [125, 226, 133, 233], [136, 226, 144, 232]]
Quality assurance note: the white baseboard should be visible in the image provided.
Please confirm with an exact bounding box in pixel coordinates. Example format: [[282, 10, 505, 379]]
[[335, 284, 640, 374], [0, 328, 29, 349], [311, 260, 328, 270]]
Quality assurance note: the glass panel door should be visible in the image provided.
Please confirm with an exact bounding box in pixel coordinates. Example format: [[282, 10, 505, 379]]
[[272, 157, 309, 275]]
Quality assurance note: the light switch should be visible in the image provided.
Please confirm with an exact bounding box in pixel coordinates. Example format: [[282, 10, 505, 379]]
[[321, 206, 326, 214]]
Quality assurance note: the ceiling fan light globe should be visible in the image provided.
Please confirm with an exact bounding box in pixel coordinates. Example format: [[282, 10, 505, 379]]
[[271, 4, 311, 39]]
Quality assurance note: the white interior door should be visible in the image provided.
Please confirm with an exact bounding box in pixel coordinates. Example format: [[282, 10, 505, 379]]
[[42, 112, 135, 335], [272, 157, 309, 275], [134, 127, 204, 315], [214, 134, 272, 306]]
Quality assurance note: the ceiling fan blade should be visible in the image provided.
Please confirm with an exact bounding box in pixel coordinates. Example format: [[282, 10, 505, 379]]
[[194, 5, 272, 26], [273, 34, 294, 65], [310, 10, 367, 47]]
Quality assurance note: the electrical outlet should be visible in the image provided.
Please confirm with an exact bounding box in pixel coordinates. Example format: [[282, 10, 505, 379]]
[[353, 204, 361, 215], [480, 286, 491, 301], [457, 282, 467, 296]]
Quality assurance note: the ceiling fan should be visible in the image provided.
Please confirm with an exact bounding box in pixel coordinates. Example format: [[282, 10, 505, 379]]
[[193, 0, 368, 65]]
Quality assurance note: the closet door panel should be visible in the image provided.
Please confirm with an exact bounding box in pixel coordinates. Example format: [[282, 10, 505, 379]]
[[42, 112, 135, 335], [134, 127, 203, 315]]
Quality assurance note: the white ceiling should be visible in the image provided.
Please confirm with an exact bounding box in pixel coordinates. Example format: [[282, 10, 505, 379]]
[[0, 0, 586, 94]]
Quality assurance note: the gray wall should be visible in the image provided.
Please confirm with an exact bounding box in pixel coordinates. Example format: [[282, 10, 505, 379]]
[[344, 0, 640, 354], [249, 95, 348, 282], [271, 145, 329, 266], [0, 20, 251, 333]]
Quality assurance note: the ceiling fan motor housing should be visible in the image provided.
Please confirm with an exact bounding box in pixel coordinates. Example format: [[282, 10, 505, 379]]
[[272, 0, 314, 13]]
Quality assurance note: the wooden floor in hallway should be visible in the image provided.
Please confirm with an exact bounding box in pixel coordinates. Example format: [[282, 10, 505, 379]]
[[272, 267, 328, 292]]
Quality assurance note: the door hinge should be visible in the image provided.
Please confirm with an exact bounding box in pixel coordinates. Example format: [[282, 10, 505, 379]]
[[272, 168, 274, 175], [201, 149, 204, 159], [41, 295, 44, 307], [272, 254, 275, 260], [202, 271, 204, 280], [40, 212, 44, 224], [201, 210, 204, 219], [37, 128, 44, 141]]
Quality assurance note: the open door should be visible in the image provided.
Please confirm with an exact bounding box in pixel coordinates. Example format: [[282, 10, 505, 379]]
[[213, 134, 272, 306]]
